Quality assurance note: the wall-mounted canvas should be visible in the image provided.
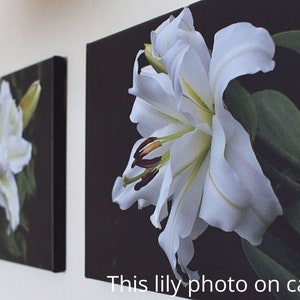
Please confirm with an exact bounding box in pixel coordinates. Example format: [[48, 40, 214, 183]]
[[0, 57, 66, 272], [86, 0, 299, 298]]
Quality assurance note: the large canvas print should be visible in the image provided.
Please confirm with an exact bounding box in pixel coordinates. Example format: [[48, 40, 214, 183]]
[[86, 0, 300, 298], [0, 57, 66, 272]]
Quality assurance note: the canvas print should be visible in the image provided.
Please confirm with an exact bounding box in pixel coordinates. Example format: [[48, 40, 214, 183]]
[[86, 0, 300, 298], [0, 57, 66, 272]]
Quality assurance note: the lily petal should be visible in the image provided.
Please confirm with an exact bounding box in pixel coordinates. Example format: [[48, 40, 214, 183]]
[[162, 31, 213, 112], [0, 171, 20, 232], [158, 153, 210, 281], [209, 22, 275, 107], [113, 138, 165, 209], [0, 81, 22, 142], [129, 51, 177, 110], [151, 129, 210, 228], [177, 218, 208, 281], [222, 109, 282, 244], [151, 8, 194, 59], [129, 51, 188, 136], [150, 163, 173, 228], [200, 110, 281, 244], [199, 115, 252, 231], [7, 136, 32, 174]]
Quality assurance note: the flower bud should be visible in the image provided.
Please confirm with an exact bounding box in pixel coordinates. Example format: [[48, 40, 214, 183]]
[[144, 43, 167, 74], [19, 80, 41, 129]]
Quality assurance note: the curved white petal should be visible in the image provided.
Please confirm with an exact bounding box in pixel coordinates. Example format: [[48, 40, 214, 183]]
[[209, 22, 275, 108], [177, 218, 208, 281], [162, 27, 213, 111], [161, 40, 189, 97], [150, 163, 172, 228], [170, 129, 210, 178], [113, 125, 175, 210], [8, 103, 23, 138], [129, 51, 190, 137], [0, 171, 20, 232], [131, 98, 181, 137], [222, 110, 282, 244], [200, 111, 282, 243], [158, 154, 209, 281], [113, 170, 165, 211], [8, 137, 32, 174], [151, 129, 210, 228], [199, 115, 252, 231], [113, 173, 163, 210], [178, 45, 213, 112], [151, 8, 194, 58], [129, 51, 178, 110], [0, 81, 20, 143]]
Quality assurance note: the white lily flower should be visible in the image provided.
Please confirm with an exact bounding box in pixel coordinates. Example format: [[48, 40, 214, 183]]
[[112, 8, 282, 282], [0, 80, 32, 233]]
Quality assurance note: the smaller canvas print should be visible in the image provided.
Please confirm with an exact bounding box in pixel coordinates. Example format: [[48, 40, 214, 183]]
[[0, 57, 66, 272]]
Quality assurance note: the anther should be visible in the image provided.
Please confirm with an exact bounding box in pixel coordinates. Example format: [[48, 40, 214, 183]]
[[131, 156, 162, 168], [135, 137, 157, 155], [134, 137, 161, 159], [134, 169, 159, 191]]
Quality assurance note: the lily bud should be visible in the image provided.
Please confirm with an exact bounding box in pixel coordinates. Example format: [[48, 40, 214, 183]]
[[19, 80, 41, 129], [144, 44, 167, 74]]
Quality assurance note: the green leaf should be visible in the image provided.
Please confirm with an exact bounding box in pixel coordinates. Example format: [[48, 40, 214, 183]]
[[16, 156, 36, 208], [284, 201, 300, 234], [0, 208, 28, 262], [19, 213, 30, 233], [14, 231, 27, 262], [273, 31, 300, 55], [258, 157, 300, 198], [252, 90, 300, 172], [242, 233, 300, 299], [0, 226, 25, 261], [224, 80, 257, 141]]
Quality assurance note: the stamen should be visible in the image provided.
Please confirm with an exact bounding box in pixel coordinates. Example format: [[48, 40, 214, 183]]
[[134, 137, 157, 158], [134, 169, 159, 191], [138, 141, 162, 158], [131, 156, 162, 168], [135, 139, 162, 160], [124, 128, 194, 191]]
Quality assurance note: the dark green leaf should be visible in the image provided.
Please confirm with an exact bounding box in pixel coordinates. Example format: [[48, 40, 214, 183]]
[[15, 232, 27, 262], [243, 233, 300, 299], [19, 213, 30, 233], [252, 90, 300, 172], [259, 157, 300, 198], [224, 80, 257, 141], [16, 156, 36, 208], [0, 209, 27, 262], [284, 201, 300, 234], [273, 31, 300, 55], [0, 228, 24, 260]]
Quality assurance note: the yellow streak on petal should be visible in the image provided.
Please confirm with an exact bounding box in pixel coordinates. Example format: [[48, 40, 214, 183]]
[[207, 166, 245, 212]]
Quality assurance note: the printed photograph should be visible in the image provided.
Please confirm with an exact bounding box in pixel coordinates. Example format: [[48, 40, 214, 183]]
[[0, 57, 66, 272], [86, 0, 300, 298]]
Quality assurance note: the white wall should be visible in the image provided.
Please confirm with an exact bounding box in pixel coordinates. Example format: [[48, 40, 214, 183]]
[[0, 0, 196, 299]]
